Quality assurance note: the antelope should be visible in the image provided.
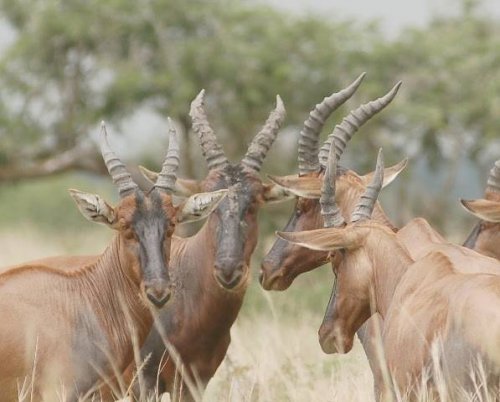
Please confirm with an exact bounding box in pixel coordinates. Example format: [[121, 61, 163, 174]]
[[0, 123, 226, 402], [114, 90, 289, 401], [260, 74, 404, 291], [258, 75, 405, 396], [278, 144, 500, 400], [462, 159, 500, 259]]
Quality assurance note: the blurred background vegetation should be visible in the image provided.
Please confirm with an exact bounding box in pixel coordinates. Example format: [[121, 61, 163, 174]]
[[0, 0, 499, 309]]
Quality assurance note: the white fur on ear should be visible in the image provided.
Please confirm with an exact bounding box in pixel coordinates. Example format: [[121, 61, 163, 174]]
[[460, 198, 500, 223], [262, 183, 294, 204], [363, 158, 408, 189], [69, 189, 116, 227], [177, 189, 228, 223], [139, 165, 200, 197]]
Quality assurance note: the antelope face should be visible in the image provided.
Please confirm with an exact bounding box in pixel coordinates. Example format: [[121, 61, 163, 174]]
[[260, 166, 403, 290], [197, 166, 265, 290], [260, 186, 329, 291], [140, 89, 288, 291], [115, 190, 176, 308], [278, 222, 384, 354], [70, 122, 226, 309]]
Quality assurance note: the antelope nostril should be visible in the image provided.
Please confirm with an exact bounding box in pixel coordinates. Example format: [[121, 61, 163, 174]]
[[215, 265, 244, 289], [258, 270, 265, 285], [145, 285, 171, 308]]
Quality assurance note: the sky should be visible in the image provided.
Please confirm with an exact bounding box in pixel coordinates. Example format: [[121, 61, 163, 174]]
[[262, 0, 500, 36]]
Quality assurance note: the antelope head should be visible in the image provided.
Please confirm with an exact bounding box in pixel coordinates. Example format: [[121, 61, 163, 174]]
[[141, 90, 288, 291], [260, 75, 405, 290], [70, 122, 227, 308], [278, 143, 393, 354], [461, 159, 500, 258]]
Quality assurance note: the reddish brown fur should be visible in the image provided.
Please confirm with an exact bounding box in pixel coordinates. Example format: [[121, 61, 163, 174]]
[[101, 166, 276, 401], [282, 221, 500, 400], [0, 191, 179, 402], [260, 169, 395, 291]]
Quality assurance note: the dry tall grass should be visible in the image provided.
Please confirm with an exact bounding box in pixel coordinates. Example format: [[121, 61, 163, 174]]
[[1, 230, 498, 402]]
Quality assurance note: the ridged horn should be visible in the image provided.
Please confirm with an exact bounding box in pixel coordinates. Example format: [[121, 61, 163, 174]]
[[99, 121, 138, 198], [298, 73, 366, 175], [190, 89, 228, 171], [154, 118, 180, 193], [242, 95, 286, 172], [486, 159, 500, 194], [351, 149, 385, 223], [320, 140, 345, 228], [318, 81, 402, 167]]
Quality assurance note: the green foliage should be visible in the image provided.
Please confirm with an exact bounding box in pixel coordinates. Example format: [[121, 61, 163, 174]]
[[0, 0, 498, 232], [0, 172, 115, 232]]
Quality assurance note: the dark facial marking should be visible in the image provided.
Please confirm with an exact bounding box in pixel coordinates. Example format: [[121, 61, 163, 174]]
[[208, 164, 261, 289], [132, 191, 171, 305]]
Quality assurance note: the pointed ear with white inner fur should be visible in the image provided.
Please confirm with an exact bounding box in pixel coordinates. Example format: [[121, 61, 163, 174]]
[[362, 158, 408, 189], [267, 174, 322, 199], [69, 189, 117, 228], [177, 189, 228, 223], [276, 227, 364, 251], [460, 198, 500, 222], [139, 165, 201, 197], [262, 182, 295, 204]]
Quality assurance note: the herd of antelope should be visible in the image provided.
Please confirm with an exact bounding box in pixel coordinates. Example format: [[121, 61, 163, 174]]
[[0, 73, 499, 402]]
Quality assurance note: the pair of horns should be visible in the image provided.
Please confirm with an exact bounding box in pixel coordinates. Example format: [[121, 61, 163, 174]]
[[320, 140, 384, 228], [100, 121, 179, 198], [190, 90, 286, 172], [298, 73, 401, 175]]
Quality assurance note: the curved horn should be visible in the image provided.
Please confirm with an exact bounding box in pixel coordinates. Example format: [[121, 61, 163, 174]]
[[242, 95, 286, 172], [318, 81, 402, 167], [486, 159, 500, 194], [298, 73, 366, 175], [99, 122, 138, 198], [190, 90, 228, 171], [154, 118, 180, 193], [320, 140, 345, 228], [351, 149, 385, 223]]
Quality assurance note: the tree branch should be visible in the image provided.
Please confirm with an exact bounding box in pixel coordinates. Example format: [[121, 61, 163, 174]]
[[0, 142, 105, 182]]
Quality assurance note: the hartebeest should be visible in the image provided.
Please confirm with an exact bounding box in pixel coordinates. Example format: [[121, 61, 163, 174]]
[[462, 159, 500, 259], [278, 145, 500, 400], [258, 76, 404, 397], [260, 75, 404, 291], [119, 90, 288, 401], [0, 123, 226, 402]]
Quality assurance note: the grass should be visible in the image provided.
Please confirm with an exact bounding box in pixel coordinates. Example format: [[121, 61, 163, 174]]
[[0, 175, 497, 401], [0, 224, 374, 402], [2, 229, 500, 401]]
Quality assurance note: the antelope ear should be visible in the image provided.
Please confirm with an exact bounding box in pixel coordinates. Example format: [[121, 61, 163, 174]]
[[362, 158, 408, 189], [139, 165, 201, 196], [177, 189, 228, 223], [276, 228, 354, 251], [69, 189, 116, 228], [460, 199, 500, 222], [267, 174, 322, 199], [262, 183, 295, 204]]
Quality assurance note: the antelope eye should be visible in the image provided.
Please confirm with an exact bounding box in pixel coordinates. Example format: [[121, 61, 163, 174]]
[[123, 227, 137, 241], [165, 224, 175, 237]]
